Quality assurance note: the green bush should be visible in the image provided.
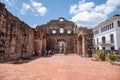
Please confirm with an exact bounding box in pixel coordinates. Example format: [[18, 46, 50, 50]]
[[96, 50, 105, 61], [92, 53, 99, 60], [108, 54, 116, 61]]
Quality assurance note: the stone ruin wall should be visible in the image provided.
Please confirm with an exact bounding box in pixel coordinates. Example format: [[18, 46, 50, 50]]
[[0, 2, 93, 62], [0, 2, 34, 62], [76, 27, 93, 56], [46, 34, 77, 54], [34, 26, 47, 52], [36, 18, 93, 55], [46, 19, 76, 54]]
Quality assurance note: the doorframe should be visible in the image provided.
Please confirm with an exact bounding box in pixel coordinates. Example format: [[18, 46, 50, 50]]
[[58, 41, 66, 53]]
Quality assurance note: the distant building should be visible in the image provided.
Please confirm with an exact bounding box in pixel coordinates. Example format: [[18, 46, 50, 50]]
[[93, 14, 120, 50]]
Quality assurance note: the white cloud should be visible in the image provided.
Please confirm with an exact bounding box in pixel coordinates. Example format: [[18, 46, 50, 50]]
[[71, 11, 107, 27], [5, 0, 15, 6], [94, 4, 106, 12], [20, 0, 47, 16], [69, 5, 78, 14], [78, 2, 95, 12], [107, 0, 120, 6], [31, 0, 47, 16], [20, 3, 31, 15], [104, 0, 120, 15], [69, 1, 95, 15], [69, 0, 120, 28]]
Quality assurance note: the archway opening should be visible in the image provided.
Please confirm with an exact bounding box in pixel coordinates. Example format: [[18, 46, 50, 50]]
[[79, 35, 83, 55], [58, 41, 65, 53]]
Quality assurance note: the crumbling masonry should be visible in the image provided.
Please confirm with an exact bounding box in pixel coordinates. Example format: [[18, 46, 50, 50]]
[[0, 3, 34, 62], [0, 2, 93, 62]]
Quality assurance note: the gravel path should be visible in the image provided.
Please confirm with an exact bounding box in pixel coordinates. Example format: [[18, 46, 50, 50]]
[[0, 54, 120, 80]]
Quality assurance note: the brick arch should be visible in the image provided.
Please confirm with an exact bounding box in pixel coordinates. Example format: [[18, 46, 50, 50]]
[[77, 33, 87, 56], [79, 35, 83, 55]]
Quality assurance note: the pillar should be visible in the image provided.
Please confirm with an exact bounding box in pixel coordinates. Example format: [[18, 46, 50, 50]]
[[82, 37, 88, 56], [77, 40, 80, 54]]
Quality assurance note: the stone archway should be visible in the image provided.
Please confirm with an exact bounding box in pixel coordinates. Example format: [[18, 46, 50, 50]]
[[77, 34, 87, 56], [79, 35, 83, 55], [58, 41, 65, 53]]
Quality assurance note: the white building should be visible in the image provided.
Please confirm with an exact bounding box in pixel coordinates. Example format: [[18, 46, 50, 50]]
[[93, 14, 120, 50]]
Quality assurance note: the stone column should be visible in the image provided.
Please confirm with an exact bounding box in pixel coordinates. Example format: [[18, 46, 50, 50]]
[[74, 39, 76, 54], [38, 39, 42, 51], [77, 40, 80, 55], [82, 37, 88, 57], [82, 36, 85, 56], [42, 36, 46, 50]]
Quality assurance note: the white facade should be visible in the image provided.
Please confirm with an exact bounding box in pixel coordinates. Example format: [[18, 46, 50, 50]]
[[93, 14, 120, 50]]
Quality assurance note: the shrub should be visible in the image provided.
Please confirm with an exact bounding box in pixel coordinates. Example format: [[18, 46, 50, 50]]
[[97, 50, 105, 61], [108, 54, 116, 61], [92, 53, 99, 60]]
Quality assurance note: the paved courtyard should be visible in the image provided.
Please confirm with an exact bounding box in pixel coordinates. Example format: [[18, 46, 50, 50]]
[[0, 54, 120, 80]]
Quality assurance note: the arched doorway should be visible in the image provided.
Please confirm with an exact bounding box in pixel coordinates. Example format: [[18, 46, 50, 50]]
[[78, 35, 83, 55], [78, 34, 87, 56], [58, 41, 65, 53], [102, 36, 106, 44]]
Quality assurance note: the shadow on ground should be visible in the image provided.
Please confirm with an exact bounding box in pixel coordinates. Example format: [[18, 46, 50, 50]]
[[0, 56, 52, 64]]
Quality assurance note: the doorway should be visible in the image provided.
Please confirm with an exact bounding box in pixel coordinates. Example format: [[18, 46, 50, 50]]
[[58, 41, 65, 53]]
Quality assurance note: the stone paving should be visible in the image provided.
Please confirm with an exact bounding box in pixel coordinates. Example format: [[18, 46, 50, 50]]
[[0, 54, 120, 80]]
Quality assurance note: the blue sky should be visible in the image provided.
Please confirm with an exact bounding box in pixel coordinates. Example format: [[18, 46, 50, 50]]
[[0, 0, 120, 28]]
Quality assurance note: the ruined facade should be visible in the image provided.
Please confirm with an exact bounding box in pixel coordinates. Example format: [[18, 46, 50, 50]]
[[0, 2, 93, 62], [0, 3, 34, 62], [35, 17, 93, 55]]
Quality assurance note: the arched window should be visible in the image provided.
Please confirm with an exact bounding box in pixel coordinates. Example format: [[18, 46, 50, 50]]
[[52, 30, 56, 34], [67, 30, 71, 34], [102, 36, 106, 44], [110, 34, 114, 43], [111, 23, 114, 28], [93, 39, 95, 45], [97, 38, 99, 44], [118, 21, 120, 27], [59, 28, 64, 33]]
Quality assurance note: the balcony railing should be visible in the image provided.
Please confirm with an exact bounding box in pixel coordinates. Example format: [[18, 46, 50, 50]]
[[94, 41, 114, 47]]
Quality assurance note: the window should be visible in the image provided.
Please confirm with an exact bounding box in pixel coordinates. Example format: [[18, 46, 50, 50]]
[[52, 30, 56, 34], [111, 47, 114, 50], [94, 30, 99, 35], [59, 28, 64, 33], [101, 28, 103, 32], [118, 21, 120, 27], [110, 34, 114, 43], [107, 25, 109, 30], [101, 23, 114, 33], [102, 47, 105, 50], [67, 30, 71, 34], [102, 36, 106, 44], [109, 24, 111, 30], [105, 26, 107, 30], [93, 39, 95, 45], [103, 27, 105, 32], [97, 47, 99, 50], [111, 23, 114, 28], [59, 18, 64, 21], [97, 38, 99, 44]]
